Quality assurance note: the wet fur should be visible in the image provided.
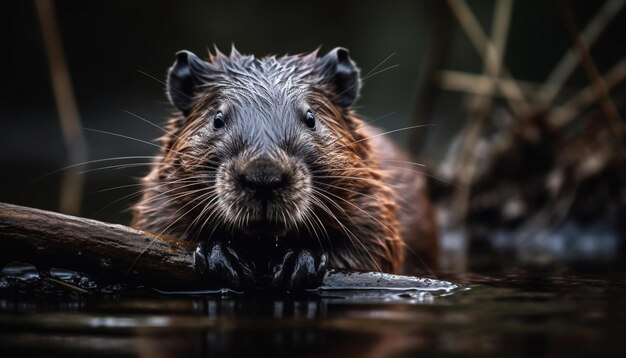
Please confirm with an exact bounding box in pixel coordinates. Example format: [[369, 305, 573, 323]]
[[132, 48, 437, 273]]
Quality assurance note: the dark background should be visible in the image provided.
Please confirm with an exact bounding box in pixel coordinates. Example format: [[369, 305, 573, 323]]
[[1, 0, 624, 225]]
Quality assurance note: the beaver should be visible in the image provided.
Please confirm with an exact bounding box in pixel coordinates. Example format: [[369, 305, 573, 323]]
[[132, 47, 438, 290]]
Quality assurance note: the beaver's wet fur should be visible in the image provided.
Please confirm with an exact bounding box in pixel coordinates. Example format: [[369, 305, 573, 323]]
[[132, 47, 437, 289]]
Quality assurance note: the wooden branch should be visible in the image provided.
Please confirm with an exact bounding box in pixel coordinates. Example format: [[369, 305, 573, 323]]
[[0, 202, 199, 290], [434, 70, 537, 100], [0, 202, 456, 292], [536, 0, 625, 103], [551, 58, 626, 129], [448, 0, 515, 224], [34, 0, 87, 215], [559, 0, 625, 139], [446, 0, 529, 114]]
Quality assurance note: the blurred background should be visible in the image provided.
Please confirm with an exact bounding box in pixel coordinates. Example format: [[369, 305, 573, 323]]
[[1, 0, 624, 271]]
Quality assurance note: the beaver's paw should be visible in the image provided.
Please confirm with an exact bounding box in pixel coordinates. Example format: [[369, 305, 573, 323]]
[[271, 249, 327, 292], [194, 240, 255, 291]]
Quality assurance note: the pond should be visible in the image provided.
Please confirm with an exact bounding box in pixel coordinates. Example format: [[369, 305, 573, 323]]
[[1, 265, 624, 357]]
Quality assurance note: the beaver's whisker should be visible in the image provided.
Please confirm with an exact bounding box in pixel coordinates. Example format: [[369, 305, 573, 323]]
[[301, 211, 323, 252], [312, 186, 394, 235], [314, 166, 415, 180], [308, 197, 333, 228], [314, 172, 412, 205], [308, 189, 374, 264], [202, 218, 222, 244], [318, 165, 460, 189], [309, 188, 348, 216], [150, 186, 215, 228], [79, 162, 158, 174], [313, 181, 379, 201], [32, 155, 161, 182], [183, 192, 219, 240], [348, 112, 395, 131], [361, 64, 399, 81], [84, 128, 191, 157], [311, 211, 334, 255], [298, 213, 315, 243], [307, 199, 333, 255], [138, 69, 192, 102], [293, 208, 309, 236], [185, 155, 221, 169], [198, 195, 221, 229], [92, 176, 205, 195], [314, 175, 404, 191], [314, 179, 415, 208], [122, 109, 182, 140], [91, 177, 203, 205], [234, 205, 247, 234], [84, 128, 166, 150], [399, 239, 437, 279], [125, 188, 216, 277], [279, 209, 293, 234], [345, 124, 439, 146], [323, 112, 396, 148], [193, 196, 223, 241], [134, 185, 213, 215], [82, 128, 214, 173], [311, 188, 382, 272], [192, 193, 220, 227], [81, 158, 215, 177], [221, 198, 240, 234], [194, 212, 220, 242], [367, 159, 426, 167], [92, 179, 206, 216], [124, 175, 209, 196], [311, 167, 367, 174], [203, 196, 224, 241], [308, 207, 329, 248], [362, 52, 396, 78], [144, 181, 211, 204], [313, 52, 397, 113]]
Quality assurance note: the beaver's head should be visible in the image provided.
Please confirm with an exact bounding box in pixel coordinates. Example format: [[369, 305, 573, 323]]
[[162, 47, 366, 238]]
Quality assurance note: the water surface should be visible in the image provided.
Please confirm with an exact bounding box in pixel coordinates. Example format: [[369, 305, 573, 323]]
[[1, 265, 624, 357]]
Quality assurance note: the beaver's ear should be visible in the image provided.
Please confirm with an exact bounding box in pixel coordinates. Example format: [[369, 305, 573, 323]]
[[167, 50, 212, 115], [317, 47, 361, 108]]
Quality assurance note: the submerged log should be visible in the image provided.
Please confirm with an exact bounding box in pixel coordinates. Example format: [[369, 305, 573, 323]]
[[0, 202, 456, 292]]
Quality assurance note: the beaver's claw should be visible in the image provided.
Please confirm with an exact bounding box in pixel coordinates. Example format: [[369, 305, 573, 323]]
[[271, 249, 327, 292], [194, 240, 255, 290]]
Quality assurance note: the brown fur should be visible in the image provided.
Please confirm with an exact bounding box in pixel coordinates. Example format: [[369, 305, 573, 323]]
[[132, 48, 438, 273]]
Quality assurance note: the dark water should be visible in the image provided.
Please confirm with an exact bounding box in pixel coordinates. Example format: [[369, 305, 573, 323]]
[[1, 265, 624, 357]]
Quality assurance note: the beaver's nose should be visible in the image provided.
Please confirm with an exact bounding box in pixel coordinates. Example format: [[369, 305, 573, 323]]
[[239, 158, 290, 198]]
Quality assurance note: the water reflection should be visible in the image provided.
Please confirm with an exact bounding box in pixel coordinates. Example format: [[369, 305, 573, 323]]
[[1, 265, 625, 357]]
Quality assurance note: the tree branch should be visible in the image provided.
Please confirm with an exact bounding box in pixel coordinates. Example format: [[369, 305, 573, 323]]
[[0, 202, 456, 292]]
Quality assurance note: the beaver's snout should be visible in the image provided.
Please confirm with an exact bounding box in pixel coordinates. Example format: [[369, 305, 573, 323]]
[[214, 151, 311, 237], [238, 157, 291, 200]]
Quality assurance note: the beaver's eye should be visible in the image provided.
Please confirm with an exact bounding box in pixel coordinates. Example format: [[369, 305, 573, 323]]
[[213, 111, 225, 129], [304, 110, 315, 129]]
